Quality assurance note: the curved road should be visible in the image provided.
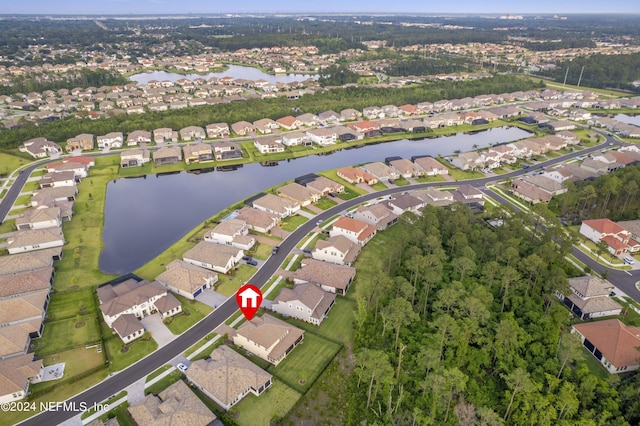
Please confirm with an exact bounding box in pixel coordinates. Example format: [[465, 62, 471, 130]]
[[16, 133, 632, 425]]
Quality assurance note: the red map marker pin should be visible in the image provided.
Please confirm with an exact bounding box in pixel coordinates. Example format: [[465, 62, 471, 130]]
[[236, 284, 263, 321]]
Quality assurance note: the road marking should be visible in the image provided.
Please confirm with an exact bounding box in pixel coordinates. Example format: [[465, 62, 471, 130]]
[[625, 270, 632, 276]]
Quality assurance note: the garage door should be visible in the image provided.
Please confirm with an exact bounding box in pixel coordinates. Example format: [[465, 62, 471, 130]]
[[193, 288, 203, 298]]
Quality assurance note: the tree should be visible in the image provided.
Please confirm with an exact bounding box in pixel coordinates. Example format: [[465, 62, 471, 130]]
[[557, 332, 584, 379], [385, 298, 418, 350], [502, 367, 536, 420], [453, 256, 476, 281]]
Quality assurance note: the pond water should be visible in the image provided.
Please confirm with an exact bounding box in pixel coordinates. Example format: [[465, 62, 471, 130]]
[[99, 126, 531, 274], [614, 114, 640, 126], [128, 65, 318, 85]]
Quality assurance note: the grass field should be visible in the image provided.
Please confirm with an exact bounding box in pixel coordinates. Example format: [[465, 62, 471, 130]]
[[232, 380, 301, 426], [0, 151, 30, 177], [246, 241, 274, 260], [46, 288, 96, 320], [164, 294, 212, 335], [215, 264, 256, 296], [29, 347, 106, 394], [81, 390, 127, 420], [14, 194, 32, 206], [34, 315, 101, 354], [414, 174, 447, 183], [392, 177, 411, 186], [370, 181, 387, 191], [107, 333, 158, 372], [268, 333, 341, 394], [145, 364, 172, 383], [280, 214, 309, 232], [144, 369, 183, 395], [0, 219, 16, 234], [22, 180, 41, 193], [314, 197, 338, 210], [281, 297, 356, 345]]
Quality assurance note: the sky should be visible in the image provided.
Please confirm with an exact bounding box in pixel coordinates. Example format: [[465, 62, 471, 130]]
[[2, 0, 638, 15]]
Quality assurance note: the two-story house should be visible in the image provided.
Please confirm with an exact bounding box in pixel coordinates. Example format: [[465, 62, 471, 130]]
[[204, 218, 255, 250], [272, 283, 336, 325], [329, 216, 377, 246], [232, 314, 304, 366]]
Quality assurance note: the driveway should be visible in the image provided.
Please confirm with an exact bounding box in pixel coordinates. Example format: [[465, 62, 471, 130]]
[[196, 289, 228, 309], [140, 314, 175, 348]]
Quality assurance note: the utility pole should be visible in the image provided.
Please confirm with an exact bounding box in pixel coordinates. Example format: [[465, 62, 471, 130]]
[[562, 67, 569, 86], [577, 66, 585, 87]]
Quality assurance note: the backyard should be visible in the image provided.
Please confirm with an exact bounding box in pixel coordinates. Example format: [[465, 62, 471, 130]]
[[231, 381, 301, 426], [34, 315, 101, 355], [163, 294, 212, 334]]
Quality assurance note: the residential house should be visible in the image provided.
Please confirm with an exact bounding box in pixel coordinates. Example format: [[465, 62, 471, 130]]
[[617, 220, 640, 243], [96, 132, 123, 149], [251, 193, 300, 218], [452, 152, 484, 171], [231, 121, 255, 136], [363, 106, 384, 120], [206, 122, 230, 138], [19, 138, 62, 158], [293, 258, 356, 296], [183, 241, 244, 274], [31, 186, 77, 206], [153, 127, 175, 143], [336, 167, 378, 185], [306, 128, 337, 146], [7, 227, 65, 254], [384, 194, 426, 215], [128, 380, 216, 424], [304, 176, 344, 196], [334, 125, 361, 141], [39, 171, 76, 188], [253, 118, 279, 134], [573, 319, 640, 374], [541, 120, 576, 132], [212, 141, 242, 161], [362, 162, 399, 182], [187, 345, 272, 411], [412, 188, 455, 207], [46, 159, 91, 179], [511, 178, 554, 204], [15, 208, 61, 231], [580, 219, 639, 255], [232, 314, 304, 366], [400, 119, 426, 133], [389, 159, 423, 178], [557, 276, 622, 320], [453, 184, 485, 206], [156, 260, 218, 300], [0, 251, 58, 276], [97, 279, 181, 343], [353, 204, 398, 230], [413, 156, 449, 175], [183, 143, 213, 164], [281, 131, 310, 147], [179, 126, 206, 141], [235, 207, 278, 234], [277, 183, 321, 207], [153, 146, 182, 166], [317, 110, 341, 125], [272, 283, 336, 325], [254, 136, 285, 154], [312, 235, 361, 266], [126, 130, 152, 147], [65, 133, 94, 152], [340, 108, 362, 121], [276, 115, 301, 131], [347, 121, 381, 137], [204, 218, 256, 250], [398, 104, 417, 116], [330, 216, 377, 246], [296, 113, 319, 127], [120, 149, 150, 168], [0, 354, 43, 404]]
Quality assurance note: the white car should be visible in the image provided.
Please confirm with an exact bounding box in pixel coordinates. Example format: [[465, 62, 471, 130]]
[[177, 363, 188, 372], [623, 256, 635, 265]]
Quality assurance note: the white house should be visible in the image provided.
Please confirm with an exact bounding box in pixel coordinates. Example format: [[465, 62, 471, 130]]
[[253, 136, 285, 154], [330, 216, 377, 246], [306, 128, 337, 146], [204, 218, 256, 250], [558, 276, 622, 320], [0, 354, 43, 404], [251, 194, 300, 218], [97, 132, 124, 149], [573, 319, 640, 374], [15, 208, 61, 231], [7, 227, 65, 254], [232, 314, 304, 366], [272, 283, 336, 325], [312, 235, 361, 266], [183, 241, 244, 274], [156, 260, 218, 300]]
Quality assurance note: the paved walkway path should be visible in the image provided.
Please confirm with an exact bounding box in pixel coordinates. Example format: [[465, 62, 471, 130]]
[[125, 377, 147, 405], [296, 208, 315, 219], [140, 314, 176, 348]]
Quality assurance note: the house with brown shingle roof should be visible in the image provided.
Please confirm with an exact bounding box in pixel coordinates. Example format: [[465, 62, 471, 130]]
[[293, 258, 356, 296], [235, 207, 278, 234], [187, 345, 272, 411], [128, 380, 216, 425], [312, 235, 361, 266], [251, 193, 300, 218], [557, 276, 622, 320], [362, 162, 398, 182], [277, 183, 321, 207], [182, 143, 213, 164], [183, 241, 244, 274], [336, 167, 378, 185], [153, 146, 182, 166], [231, 121, 254, 136], [126, 130, 152, 146], [206, 122, 230, 138], [204, 218, 255, 250], [330, 216, 376, 246], [352, 204, 398, 230], [65, 133, 94, 152], [15, 207, 61, 231], [272, 283, 336, 325], [153, 128, 176, 143], [0, 353, 43, 403], [413, 157, 449, 176], [304, 176, 344, 196], [231, 314, 304, 366], [389, 159, 423, 178], [156, 260, 218, 300], [573, 319, 640, 374], [253, 118, 279, 134], [179, 126, 206, 141]]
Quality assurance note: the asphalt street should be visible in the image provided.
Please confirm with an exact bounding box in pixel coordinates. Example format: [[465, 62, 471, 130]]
[[15, 132, 633, 426]]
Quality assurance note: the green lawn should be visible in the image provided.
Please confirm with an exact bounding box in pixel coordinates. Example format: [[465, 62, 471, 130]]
[[34, 315, 101, 355], [0, 219, 16, 234], [247, 241, 276, 260], [447, 167, 486, 181], [0, 151, 30, 177], [392, 177, 411, 186], [215, 264, 257, 296], [14, 194, 32, 206], [336, 186, 361, 200], [264, 278, 290, 301], [98, 403, 135, 426], [46, 288, 96, 320], [81, 390, 127, 419], [314, 197, 338, 210], [268, 333, 341, 394], [281, 297, 356, 345], [29, 347, 106, 394], [146, 364, 172, 383], [280, 214, 309, 232], [231, 380, 301, 426], [29, 169, 48, 177], [144, 369, 183, 395], [414, 175, 446, 183], [106, 333, 158, 372], [164, 294, 212, 335], [22, 180, 41, 192], [370, 181, 387, 191], [580, 348, 610, 380]]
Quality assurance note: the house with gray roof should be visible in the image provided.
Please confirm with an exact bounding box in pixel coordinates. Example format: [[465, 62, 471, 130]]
[[251, 193, 300, 218], [204, 218, 256, 250], [187, 345, 272, 411], [156, 260, 218, 300], [293, 258, 356, 296], [183, 241, 244, 274], [153, 146, 182, 166], [352, 204, 398, 230], [15, 207, 61, 231], [312, 235, 361, 266], [558, 276, 622, 320], [7, 227, 64, 254], [272, 283, 336, 325], [235, 207, 278, 234]]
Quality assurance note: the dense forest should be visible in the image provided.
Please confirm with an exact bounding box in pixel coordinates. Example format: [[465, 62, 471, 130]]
[[318, 64, 361, 87], [536, 53, 640, 93], [345, 204, 640, 425], [383, 56, 472, 77], [0, 69, 129, 97], [0, 74, 542, 149], [550, 163, 640, 223]]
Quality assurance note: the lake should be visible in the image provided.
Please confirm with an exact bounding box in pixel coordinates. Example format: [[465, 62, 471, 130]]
[[614, 114, 640, 126], [99, 126, 530, 274], [128, 65, 318, 85]]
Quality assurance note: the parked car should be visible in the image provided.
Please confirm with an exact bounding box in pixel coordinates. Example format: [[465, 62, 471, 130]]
[[272, 246, 280, 255], [523, 164, 530, 169], [242, 255, 252, 261], [246, 259, 258, 266], [623, 256, 635, 265], [316, 220, 323, 226], [328, 192, 336, 197], [177, 363, 188, 372], [303, 248, 312, 254]]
